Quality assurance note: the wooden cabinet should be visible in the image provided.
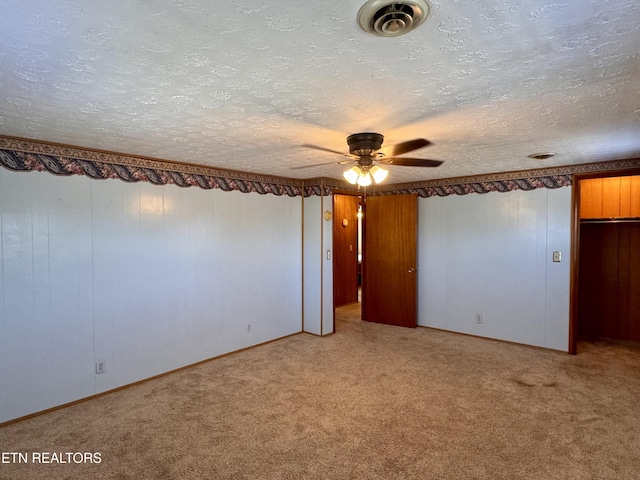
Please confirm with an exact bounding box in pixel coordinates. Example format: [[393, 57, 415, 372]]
[[580, 175, 640, 219]]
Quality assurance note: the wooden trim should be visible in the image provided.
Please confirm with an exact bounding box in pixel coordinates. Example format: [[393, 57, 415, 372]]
[[569, 174, 581, 355], [581, 217, 640, 223], [573, 167, 640, 181], [330, 188, 361, 196], [0, 332, 302, 428]]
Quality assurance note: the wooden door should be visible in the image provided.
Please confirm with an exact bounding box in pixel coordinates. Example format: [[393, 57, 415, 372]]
[[362, 194, 417, 328], [333, 194, 360, 307]]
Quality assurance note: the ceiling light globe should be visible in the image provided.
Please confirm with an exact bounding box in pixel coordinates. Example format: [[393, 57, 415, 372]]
[[343, 166, 361, 184], [370, 165, 388, 183], [357, 172, 372, 187]]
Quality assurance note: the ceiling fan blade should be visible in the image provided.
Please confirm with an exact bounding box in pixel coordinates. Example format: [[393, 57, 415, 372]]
[[302, 144, 355, 158], [377, 138, 432, 157], [291, 159, 354, 170], [376, 157, 443, 167]]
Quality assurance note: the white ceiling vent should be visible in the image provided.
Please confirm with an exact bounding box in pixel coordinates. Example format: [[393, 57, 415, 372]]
[[357, 0, 430, 37]]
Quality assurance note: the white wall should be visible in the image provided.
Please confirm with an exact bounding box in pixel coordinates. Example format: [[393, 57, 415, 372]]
[[0, 166, 573, 423], [0, 169, 302, 423], [322, 197, 334, 335], [302, 195, 333, 336], [418, 187, 572, 351]]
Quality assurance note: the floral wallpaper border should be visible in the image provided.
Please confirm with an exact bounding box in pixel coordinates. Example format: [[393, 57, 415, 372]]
[[377, 171, 573, 197], [373, 158, 640, 197], [0, 136, 303, 197], [2, 136, 639, 198]]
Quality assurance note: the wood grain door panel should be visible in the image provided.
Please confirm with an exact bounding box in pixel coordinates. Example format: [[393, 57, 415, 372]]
[[578, 222, 640, 342], [363, 194, 417, 328], [333, 194, 359, 307]]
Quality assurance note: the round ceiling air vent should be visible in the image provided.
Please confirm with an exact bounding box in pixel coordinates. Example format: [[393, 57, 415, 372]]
[[527, 152, 556, 160], [357, 0, 430, 37]]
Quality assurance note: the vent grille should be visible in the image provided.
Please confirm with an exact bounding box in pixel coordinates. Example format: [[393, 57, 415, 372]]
[[357, 0, 430, 37]]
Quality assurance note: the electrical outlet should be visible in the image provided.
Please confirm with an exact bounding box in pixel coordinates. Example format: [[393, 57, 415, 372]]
[[475, 313, 483, 324], [553, 251, 562, 262], [95, 360, 106, 375], [246, 324, 252, 333]]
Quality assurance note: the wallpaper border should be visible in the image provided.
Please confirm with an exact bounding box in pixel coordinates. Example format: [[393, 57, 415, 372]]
[[372, 158, 640, 197], [0, 136, 304, 197], [2, 136, 639, 198]]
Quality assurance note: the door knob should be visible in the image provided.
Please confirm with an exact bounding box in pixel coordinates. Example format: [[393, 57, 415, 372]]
[[408, 268, 416, 274]]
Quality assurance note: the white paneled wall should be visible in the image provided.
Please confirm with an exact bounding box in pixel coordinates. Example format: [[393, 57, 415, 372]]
[[302, 195, 333, 336], [418, 187, 572, 351], [303, 196, 322, 335], [322, 197, 334, 335], [0, 169, 302, 423], [0, 165, 573, 423]]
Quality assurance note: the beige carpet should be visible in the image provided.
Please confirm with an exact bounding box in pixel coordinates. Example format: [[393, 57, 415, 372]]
[[1, 303, 640, 479]]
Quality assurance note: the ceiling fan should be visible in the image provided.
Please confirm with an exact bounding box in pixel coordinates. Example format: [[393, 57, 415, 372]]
[[296, 132, 443, 186]]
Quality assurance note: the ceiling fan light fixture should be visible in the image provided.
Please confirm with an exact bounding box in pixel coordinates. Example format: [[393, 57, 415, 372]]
[[343, 164, 388, 186], [304, 132, 441, 183]]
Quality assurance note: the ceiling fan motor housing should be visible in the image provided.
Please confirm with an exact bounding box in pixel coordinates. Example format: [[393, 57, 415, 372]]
[[347, 132, 384, 157], [357, 0, 430, 37]]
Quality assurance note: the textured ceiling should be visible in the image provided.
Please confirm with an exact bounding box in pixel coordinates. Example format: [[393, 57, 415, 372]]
[[1, 0, 639, 184]]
